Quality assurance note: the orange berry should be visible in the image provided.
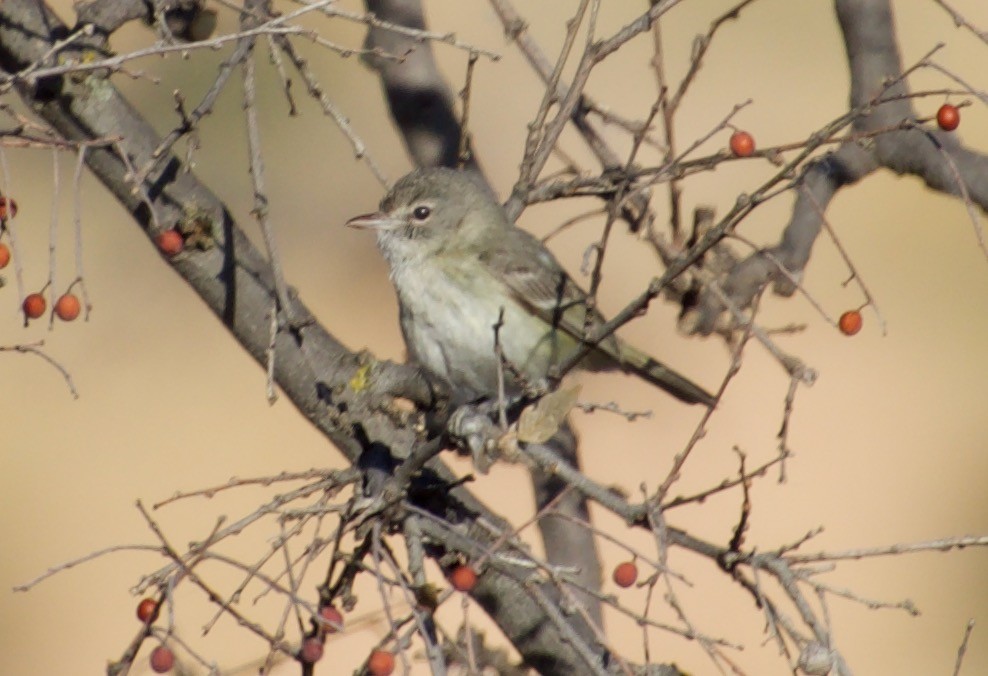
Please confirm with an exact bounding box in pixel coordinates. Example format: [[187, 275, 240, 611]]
[[936, 104, 960, 132], [729, 130, 755, 157], [0, 196, 18, 220], [54, 293, 81, 321], [155, 229, 184, 256], [449, 565, 477, 592], [367, 649, 395, 676], [22, 292, 46, 319], [318, 605, 343, 634], [0, 242, 10, 268], [299, 637, 324, 663], [149, 645, 175, 673], [612, 561, 638, 588], [136, 598, 159, 623], [838, 310, 863, 336]]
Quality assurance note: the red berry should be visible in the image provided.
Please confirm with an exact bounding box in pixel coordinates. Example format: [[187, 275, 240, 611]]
[[136, 598, 159, 623], [936, 104, 960, 132], [318, 605, 343, 634], [0, 196, 18, 220], [22, 292, 46, 319], [838, 310, 863, 336], [300, 637, 324, 663], [449, 565, 477, 592], [0, 242, 10, 268], [155, 229, 184, 256], [729, 130, 755, 157], [149, 645, 175, 673], [367, 649, 395, 676], [612, 561, 638, 588], [54, 293, 81, 321]]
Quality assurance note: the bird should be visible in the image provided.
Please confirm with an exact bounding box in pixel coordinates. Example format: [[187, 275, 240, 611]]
[[346, 167, 715, 407]]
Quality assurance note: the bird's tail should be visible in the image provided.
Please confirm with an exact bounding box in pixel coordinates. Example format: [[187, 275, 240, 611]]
[[618, 343, 716, 407]]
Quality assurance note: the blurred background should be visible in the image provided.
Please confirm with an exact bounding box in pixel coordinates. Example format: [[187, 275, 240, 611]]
[[2, 1, 987, 673]]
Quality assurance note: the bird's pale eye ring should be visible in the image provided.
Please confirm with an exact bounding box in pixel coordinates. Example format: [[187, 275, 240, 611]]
[[412, 205, 431, 221]]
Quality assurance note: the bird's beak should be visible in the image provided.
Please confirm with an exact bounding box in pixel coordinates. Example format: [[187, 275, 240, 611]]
[[345, 211, 403, 231]]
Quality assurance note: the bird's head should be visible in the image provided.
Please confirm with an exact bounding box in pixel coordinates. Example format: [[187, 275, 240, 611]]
[[346, 168, 505, 262]]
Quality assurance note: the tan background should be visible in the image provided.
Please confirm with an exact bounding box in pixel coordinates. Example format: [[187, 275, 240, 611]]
[[2, 1, 988, 673]]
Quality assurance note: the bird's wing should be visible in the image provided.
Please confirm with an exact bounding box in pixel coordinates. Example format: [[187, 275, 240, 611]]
[[477, 226, 716, 406], [477, 227, 621, 354]]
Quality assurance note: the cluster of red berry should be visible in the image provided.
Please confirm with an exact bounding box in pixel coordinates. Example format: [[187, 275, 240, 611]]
[[300, 564, 483, 672], [133, 595, 398, 674], [299, 601, 395, 673], [134, 599, 175, 673], [0, 201, 195, 324], [0, 198, 85, 323]]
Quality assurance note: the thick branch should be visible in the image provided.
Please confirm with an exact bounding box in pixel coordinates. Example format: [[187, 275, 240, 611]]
[[362, 0, 479, 173]]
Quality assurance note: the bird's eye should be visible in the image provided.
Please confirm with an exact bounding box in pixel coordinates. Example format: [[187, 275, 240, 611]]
[[412, 205, 431, 221]]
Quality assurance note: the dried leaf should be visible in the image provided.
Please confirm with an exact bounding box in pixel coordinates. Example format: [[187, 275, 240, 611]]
[[517, 384, 581, 444]]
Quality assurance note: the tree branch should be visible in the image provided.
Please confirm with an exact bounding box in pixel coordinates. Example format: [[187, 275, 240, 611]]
[[687, 0, 988, 333]]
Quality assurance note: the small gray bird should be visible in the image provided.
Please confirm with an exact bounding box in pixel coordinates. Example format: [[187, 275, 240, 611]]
[[347, 168, 715, 407]]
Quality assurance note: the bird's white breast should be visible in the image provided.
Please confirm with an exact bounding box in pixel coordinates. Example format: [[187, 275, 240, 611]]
[[388, 252, 555, 400]]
